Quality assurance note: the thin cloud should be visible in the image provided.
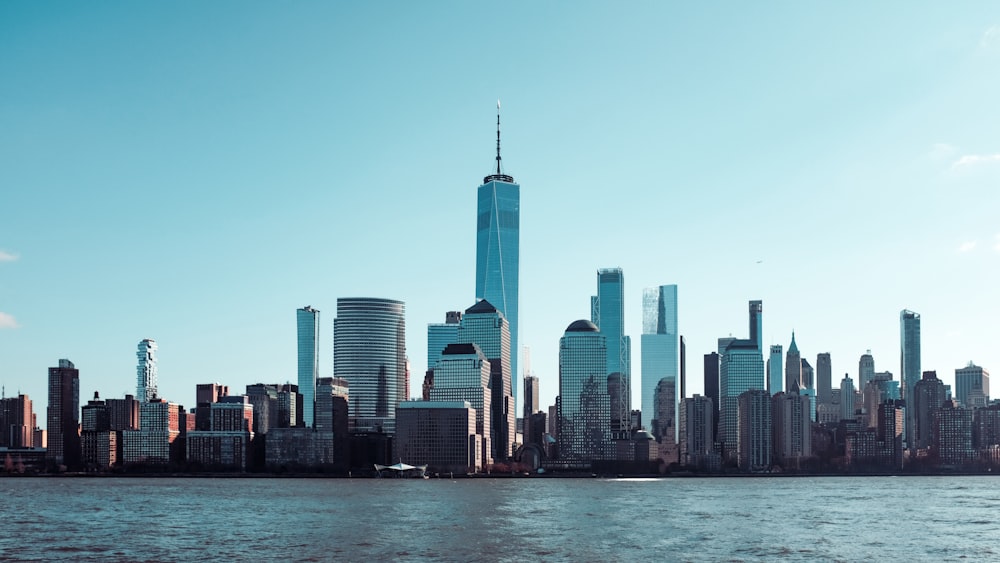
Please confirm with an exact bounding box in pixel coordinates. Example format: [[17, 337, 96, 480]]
[[0, 312, 19, 329], [929, 143, 957, 161], [952, 153, 1000, 169], [0, 250, 18, 262], [982, 25, 1000, 49], [958, 240, 977, 253]]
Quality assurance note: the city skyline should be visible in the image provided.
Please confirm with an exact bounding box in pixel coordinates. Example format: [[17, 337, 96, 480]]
[[2, 3, 999, 414]]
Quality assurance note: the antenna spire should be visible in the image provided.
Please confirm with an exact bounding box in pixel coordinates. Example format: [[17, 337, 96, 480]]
[[495, 99, 502, 174]]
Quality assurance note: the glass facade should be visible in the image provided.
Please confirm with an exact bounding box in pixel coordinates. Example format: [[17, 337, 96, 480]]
[[768, 345, 783, 396], [900, 310, 921, 448], [593, 268, 631, 433], [136, 339, 158, 402], [476, 177, 519, 407], [719, 340, 764, 458], [333, 298, 406, 434], [426, 313, 461, 371], [558, 320, 610, 461], [429, 343, 493, 465], [297, 306, 320, 428], [641, 285, 678, 440]]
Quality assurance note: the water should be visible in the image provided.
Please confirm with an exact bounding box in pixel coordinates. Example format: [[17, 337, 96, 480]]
[[2, 476, 998, 561]]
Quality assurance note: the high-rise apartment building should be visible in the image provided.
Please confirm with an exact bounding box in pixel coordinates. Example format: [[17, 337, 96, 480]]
[[900, 309, 921, 449], [859, 351, 875, 390], [475, 107, 519, 403], [557, 320, 610, 462], [817, 353, 832, 407], [772, 387, 812, 469], [737, 389, 772, 472], [333, 298, 406, 434], [122, 398, 180, 465], [136, 339, 158, 402], [679, 395, 715, 469], [593, 268, 632, 434], [0, 394, 34, 449], [641, 285, 678, 440], [456, 300, 514, 461], [297, 306, 320, 428], [955, 363, 990, 408], [748, 300, 763, 353], [47, 359, 81, 468], [913, 370, 947, 451], [704, 352, 720, 442], [767, 345, 783, 397], [840, 375, 856, 422]]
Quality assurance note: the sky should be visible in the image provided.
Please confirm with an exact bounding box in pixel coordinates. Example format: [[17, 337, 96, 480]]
[[2, 2, 999, 416]]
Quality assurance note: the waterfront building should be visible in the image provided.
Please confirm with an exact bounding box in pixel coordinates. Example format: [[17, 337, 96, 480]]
[[840, 375, 856, 422], [136, 339, 158, 402], [314, 377, 348, 432], [428, 343, 493, 465], [395, 401, 480, 474], [297, 306, 320, 428], [704, 352, 720, 442], [46, 359, 81, 468], [913, 371, 947, 451], [122, 399, 180, 465], [900, 310, 921, 449], [771, 385, 812, 469], [678, 395, 716, 469], [475, 107, 520, 401], [785, 333, 801, 393], [933, 401, 974, 466], [0, 394, 34, 449], [859, 351, 875, 391], [186, 397, 254, 469], [720, 339, 765, 460], [593, 268, 632, 434], [955, 363, 989, 408], [767, 345, 783, 397], [973, 404, 1000, 453], [106, 395, 139, 432], [265, 427, 335, 469], [81, 392, 116, 469], [737, 389, 772, 472], [333, 297, 406, 434], [557, 320, 611, 462], [455, 300, 514, 461]]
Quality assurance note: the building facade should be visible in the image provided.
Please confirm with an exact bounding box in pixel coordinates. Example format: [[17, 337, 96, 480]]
[[955, 362, 989, 408], [900, 310, 921, 449], [737, 389, 772, 472], [641, 284, 678, 441], [767, 345, 783, 397], [136, 339, 158, 402], [593, 268, 632, 434], [47, 359, 81, 468], [557, 320, 610, 462], [395, 401, 480, 474], [720, 340, 765, 460], [333, 297, 407, 434], [428, 343, 493, 466], [297, 306, 320, 428]]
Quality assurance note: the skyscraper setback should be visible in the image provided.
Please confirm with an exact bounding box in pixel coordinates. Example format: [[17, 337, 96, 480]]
[[475, 105, 520, 406], [297, 306, 320, 428]]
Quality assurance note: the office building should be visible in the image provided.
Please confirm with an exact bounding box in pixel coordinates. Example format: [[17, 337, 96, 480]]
[[333, 297, 407, 434], [704, 352, 720, 441], [859, 351, 875, 391], [46, 359, 81, 468], [427, 311, 462, 372], [395, 401, 480, 474], [557, 320, 611, 462], [593, 268, 632, 433], [136, 339, 158, 402], [523, 374, 539, 439], [641, 284, 678, 440], [428, 343, 494, 465], [767, 345, 783, 397], [840, 375, 856, 422], [297, 306, 320, 428], [955, 363, 989, 408], [748, 300, 763, 353], [900, 310, 921, 449], [720, 340, 765, 460], [817, 353, 832, 407], [785, 333, 801, 393], [913, 371, 947, 451], [475, 107, 520, 403]]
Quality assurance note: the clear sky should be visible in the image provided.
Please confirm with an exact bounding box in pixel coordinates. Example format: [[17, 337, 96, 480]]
[[2, 3, 998, 415]]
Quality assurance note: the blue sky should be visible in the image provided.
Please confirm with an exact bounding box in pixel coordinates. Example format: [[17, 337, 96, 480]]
[[2, 2, 999, 414]]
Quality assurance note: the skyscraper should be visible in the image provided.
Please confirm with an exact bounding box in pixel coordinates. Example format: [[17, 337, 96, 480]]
[[557, 320, 610, 462], [720, 340, 765, 460], [955, 362, 990, 408], [333, 298, 407, 434], [136, 339, 158, 402], [913, 371, 947, 451], [641, 285, 678, 441], [859, 351, 875, 390], [748, 300, 763, 353], [47, 359, 81, 468], [475, 105, 519, 405], [900, 310, 921, 449], [767, 345, 783, 396], [817, 353, 832, 406], [297, 306, 320, 428], [785, 333, 801, 393], [593, 268, 632, 433], [427, 311, 462, 371], [703, 352, 720, 441], [429, 343, 493, 465], [457, 300, 514, 461]]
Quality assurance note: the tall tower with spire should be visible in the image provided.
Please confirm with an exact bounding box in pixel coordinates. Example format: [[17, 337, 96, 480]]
[[475, 101, 520, 406]]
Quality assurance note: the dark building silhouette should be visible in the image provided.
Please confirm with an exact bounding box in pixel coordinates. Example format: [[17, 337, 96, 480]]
[[47, 359, 81, 469], [913, 371, 947, 451], [703, 352, 719, 441]]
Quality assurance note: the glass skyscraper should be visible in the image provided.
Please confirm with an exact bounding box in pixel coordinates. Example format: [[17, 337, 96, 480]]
[[592, 268, 632, 433], [900, 309, 921, 448], [457, 300, 514, 461], [720, 340, 765, 460], [475, 110, 520, 407], [641, 285, 678, 440], [333, 298, 406, 434], [558, 320, 610, 461], [136, 339, 158, 402], [426, 311, 462, 371], [297, 306, 320, 428]]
